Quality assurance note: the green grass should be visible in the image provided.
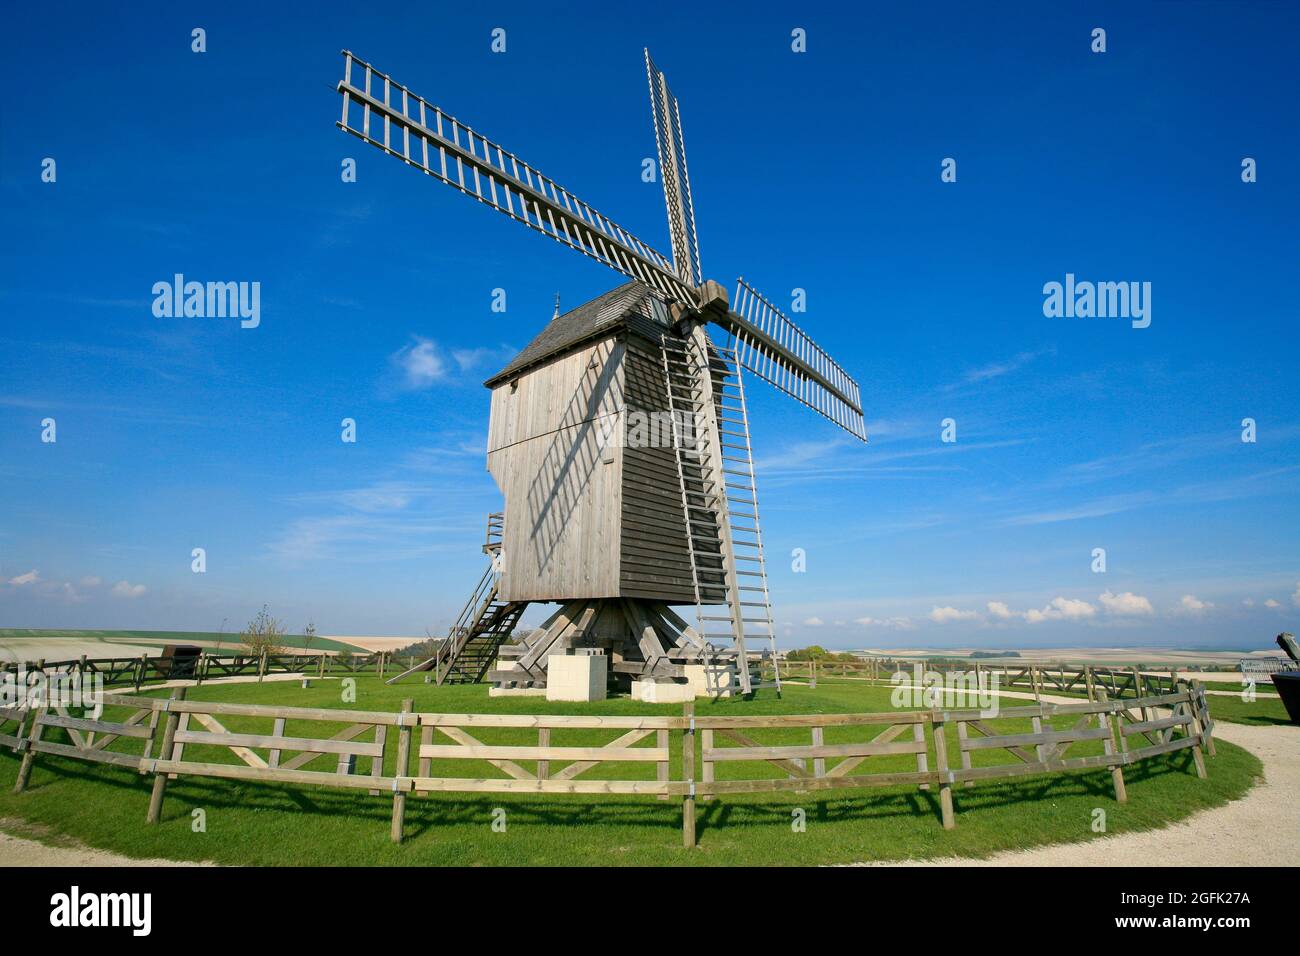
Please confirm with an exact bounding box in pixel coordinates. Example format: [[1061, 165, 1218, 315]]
[[1195, 692, 1293, 727], [0, 677, 1262, 866]]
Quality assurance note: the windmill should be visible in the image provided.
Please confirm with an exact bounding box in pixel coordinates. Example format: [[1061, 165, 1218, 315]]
[[335, 49, 866, 696]]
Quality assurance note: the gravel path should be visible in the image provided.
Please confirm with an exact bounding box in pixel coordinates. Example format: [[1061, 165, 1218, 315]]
[[0, 821, 209, 867]]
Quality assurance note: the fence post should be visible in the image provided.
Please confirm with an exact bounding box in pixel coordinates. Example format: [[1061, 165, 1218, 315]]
[[913, 720, 930, 790], [147, 688, 187, 824], [1190, 681, 1211, 754], [1182, 684, 1208, 780], [195, 652, 206, 686], [1084, 666, 1095, 701], [135, 654, 146, 693], [319, 654, 326, 679], [682, 701, 696, 848], [1097, 688, 1127, 803], [257, 652, 267, 683], [538, 728, 551, 782], [657, 728, 670, 801], [391, 698, 414, 843], [931, 711, 955, 829], [12, 705, 47, 794]]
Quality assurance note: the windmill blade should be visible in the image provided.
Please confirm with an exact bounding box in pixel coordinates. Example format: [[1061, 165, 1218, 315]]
[[645, 50, 703, 288], [335, 51, 698, 308], [723, 279, 868, 441]]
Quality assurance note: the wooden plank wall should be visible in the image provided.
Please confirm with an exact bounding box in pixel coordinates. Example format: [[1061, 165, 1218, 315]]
[[486, 338, 626, 601], [619, 329, 696, 603]]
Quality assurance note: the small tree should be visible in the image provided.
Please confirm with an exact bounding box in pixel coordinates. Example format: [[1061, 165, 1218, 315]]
[[303, 619, 317, 652], [240, 605, 286, 657]]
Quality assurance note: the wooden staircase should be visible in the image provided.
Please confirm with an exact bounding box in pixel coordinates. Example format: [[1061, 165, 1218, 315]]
[[386, 513, 528, 685], [661, 330, 780, 695]]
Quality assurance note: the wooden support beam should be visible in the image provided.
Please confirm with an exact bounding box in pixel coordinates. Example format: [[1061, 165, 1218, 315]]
[[147, 688, 187, 824]]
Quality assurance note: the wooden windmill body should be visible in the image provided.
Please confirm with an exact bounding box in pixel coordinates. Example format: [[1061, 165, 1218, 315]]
[[337, 50, 868, 695]]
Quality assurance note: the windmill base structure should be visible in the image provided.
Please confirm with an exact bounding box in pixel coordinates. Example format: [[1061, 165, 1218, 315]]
[[390, 281, 779, 696], [336, 49, 869, 697]]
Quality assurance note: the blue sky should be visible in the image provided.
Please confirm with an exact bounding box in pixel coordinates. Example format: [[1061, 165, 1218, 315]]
[[1, 1, 1297, 650]]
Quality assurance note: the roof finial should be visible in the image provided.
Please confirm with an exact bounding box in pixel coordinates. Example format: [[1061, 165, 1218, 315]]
[[552, 292, 561, 320]]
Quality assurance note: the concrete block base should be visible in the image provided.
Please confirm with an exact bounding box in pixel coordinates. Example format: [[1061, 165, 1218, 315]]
[[684, 663, 739, 698], [489, 687, 546, 697], [631, 680, 695, 704], [546, 653, 608, 702]]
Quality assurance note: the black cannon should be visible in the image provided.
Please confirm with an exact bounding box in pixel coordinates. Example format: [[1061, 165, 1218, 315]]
[[1270, 632, 1300, 724], [156, 644, 203, 680]]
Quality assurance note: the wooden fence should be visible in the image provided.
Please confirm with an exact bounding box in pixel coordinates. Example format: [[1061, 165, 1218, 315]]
[[768, 659, 1188, 701], [0, 649, 426, 694], [4, 682, 1215, 847]]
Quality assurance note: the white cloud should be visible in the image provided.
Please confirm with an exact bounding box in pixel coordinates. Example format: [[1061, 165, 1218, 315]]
[[1265, 598, 1281, 609], [111, 580, 147, 599], [80, 575, 102, 588], [1049, 596, 1096, 620], [391, 337, 446, 390], [1179, 594, 1215, 613], [1098, 590, 1154, 616], [986, 601, 1014, 620], [990, 596, 1097, 624], [803, 616, 824, 627], [929, 606, 979, 624], [7, 569, 39, 586], [855, 615, 915, 630]]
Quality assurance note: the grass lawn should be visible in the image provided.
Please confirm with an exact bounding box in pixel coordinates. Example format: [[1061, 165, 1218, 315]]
[[0, 677, 1261, 866], [1196, 692, 1293, 727]]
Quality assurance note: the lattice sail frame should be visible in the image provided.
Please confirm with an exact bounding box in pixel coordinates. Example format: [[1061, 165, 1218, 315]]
[[335, 51, 697, 308], [645, 50, 703, 288], [334, 50, 868, 444], [726, 280, 868, 440]]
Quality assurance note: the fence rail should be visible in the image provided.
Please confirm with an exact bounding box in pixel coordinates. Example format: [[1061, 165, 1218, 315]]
[[766, 659, 1194, 700], [0, 649, 429, 693], [4, 680, 1215, 847]]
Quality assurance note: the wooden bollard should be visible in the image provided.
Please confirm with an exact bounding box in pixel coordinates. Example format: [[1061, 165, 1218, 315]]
[[1097, 689, 1127, 804], [931, 711, 955, 829], [391, 698, 414, 843], [682, 700, 696, 847], [147, 688, 187, 824], [13, 705, 46, 794]]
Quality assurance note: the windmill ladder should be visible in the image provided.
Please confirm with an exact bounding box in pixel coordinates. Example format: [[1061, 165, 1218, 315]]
[[661, 332, 780, 696]]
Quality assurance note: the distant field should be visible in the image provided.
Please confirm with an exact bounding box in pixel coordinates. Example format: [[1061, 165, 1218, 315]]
[[860, 646, 1281, 668], [0, 629, 358, 662]]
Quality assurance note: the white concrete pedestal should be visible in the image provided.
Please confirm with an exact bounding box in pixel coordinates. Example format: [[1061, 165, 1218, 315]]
[[546, 652, 607, 702]]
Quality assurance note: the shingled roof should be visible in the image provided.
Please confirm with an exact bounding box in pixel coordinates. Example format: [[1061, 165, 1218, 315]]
[[484, 281, 672, 387]]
